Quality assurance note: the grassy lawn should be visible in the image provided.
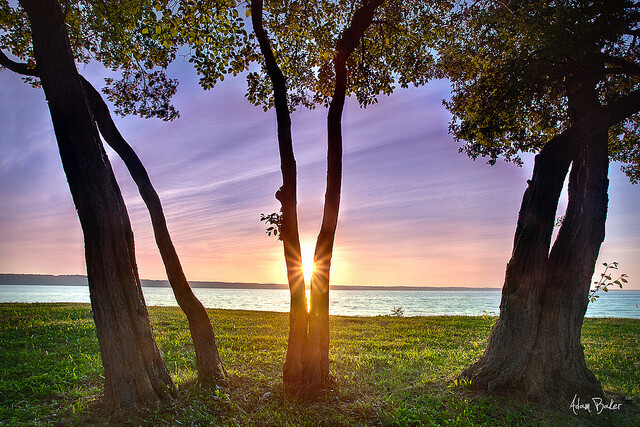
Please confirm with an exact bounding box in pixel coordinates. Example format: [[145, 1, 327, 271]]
[[0, 303, 638, 426]]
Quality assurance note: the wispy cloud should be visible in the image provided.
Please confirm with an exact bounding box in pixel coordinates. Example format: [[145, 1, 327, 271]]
[[1, 64, 639, 288]]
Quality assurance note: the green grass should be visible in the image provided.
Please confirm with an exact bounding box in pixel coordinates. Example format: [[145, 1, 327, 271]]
[[1, 303, 638, 426]]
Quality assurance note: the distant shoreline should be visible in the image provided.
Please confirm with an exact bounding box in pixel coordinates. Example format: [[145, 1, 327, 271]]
[[0, 273, 502, 291]]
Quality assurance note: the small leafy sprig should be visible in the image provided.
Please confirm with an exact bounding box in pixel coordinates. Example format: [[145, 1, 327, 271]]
[[589, 262, 628, 303], [259, 211, 283, 240], [391, 306, 404, 317]]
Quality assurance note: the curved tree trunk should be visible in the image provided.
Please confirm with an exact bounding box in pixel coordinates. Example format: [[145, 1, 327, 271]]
[[458, 73, 640, 405], [19, 0, 176, 410], [528, 135, 609, 400], [250, 0, 308, 386], [81, 77, 225, 385], [521, 73, 610, 401]]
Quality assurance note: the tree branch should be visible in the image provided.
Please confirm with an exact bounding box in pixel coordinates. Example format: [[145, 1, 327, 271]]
[[0, 50, 38, 76], [602, 53, 640, 79], [544, 88, 640, 160]]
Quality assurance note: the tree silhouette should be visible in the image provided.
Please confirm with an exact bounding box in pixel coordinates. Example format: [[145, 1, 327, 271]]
[[1, 0, 229, 400], [439, 0, 640, 404], [2, 0, 177, 409]]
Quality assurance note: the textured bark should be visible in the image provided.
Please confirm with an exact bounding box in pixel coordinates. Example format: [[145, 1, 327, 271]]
[[81, 78, 225, 385], [459, 73, 640, 405], [19, 0, 176, 410], [523, 74, 610, 400], [251, 0, 308, 386], [460, 126, 575, 403]]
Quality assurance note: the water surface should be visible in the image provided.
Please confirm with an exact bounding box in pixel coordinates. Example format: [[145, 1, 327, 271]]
[[1, 284, 638, 318]]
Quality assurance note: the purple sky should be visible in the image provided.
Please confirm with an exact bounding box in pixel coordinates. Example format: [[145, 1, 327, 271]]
[[1, 59, 639, 288]]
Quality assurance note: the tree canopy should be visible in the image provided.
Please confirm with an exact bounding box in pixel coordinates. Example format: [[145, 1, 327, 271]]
[[1, 0, 180, 120], [438, 0, 640, 182], [151, 0, 452, 111]]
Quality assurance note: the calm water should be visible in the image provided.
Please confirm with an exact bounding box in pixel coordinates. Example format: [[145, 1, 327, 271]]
[[1, 285, 639, 318]]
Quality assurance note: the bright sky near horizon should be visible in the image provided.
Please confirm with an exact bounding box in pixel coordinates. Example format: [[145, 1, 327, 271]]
[[1, 59, 639, 289]]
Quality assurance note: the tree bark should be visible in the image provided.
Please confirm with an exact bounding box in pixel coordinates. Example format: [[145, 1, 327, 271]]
[[19, 0, 176, 410], [459, 123, 575, 403], [80, 77, 225, 385], [459, 73, 640, 405], [250, 0, 308, 386], [523, 73, 610, 400], [305, 0, 386, 387]]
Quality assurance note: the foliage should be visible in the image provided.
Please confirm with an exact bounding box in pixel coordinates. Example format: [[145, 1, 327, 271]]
[[590, 262, 629, 303], [1, 303, 638, 425], [259, 211, 283, 240], [0, 0, 180, 120], [161, 0, 453, 111], [149, 0, 254, 91], [246, 0, 453, 111], [438, 0, 640, 180]]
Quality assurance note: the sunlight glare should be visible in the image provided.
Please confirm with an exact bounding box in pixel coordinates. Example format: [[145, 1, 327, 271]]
[[301, 242, 315, 282]]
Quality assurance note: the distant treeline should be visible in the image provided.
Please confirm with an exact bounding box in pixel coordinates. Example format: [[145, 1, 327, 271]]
[[0, 274, 500, 291]]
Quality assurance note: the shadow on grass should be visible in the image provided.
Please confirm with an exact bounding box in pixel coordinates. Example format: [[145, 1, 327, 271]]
[[1, 304, 638, 426]]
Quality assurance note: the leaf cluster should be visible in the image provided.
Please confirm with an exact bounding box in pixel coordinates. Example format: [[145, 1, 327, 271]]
[[1, 0, 179, 120], [243, 0, 453, 111], [438, 0, 640, 176], [149, 0, 254, 91], [259, 211, 283, 240], [589, 261, 629, 303]]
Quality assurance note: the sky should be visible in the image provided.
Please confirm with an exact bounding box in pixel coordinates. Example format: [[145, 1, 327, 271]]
[[1, 59, 639, 289]]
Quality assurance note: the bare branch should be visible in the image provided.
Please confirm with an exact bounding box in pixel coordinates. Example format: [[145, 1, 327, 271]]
[[0, 50, 38, 76]]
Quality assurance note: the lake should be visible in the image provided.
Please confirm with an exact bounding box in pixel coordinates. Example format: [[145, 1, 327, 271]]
[[1, 284, 639, 318]]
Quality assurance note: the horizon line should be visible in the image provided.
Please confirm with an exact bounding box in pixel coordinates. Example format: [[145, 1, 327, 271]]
[[0, 273, 504, 291]]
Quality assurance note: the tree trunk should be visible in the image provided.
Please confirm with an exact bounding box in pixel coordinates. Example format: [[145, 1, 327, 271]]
[[304, 50, 345, 387], [251, 0, 385, 390], [20, 0, 176, 410], [250, 0, 308, 386], [305, 0, 386, 388], [458, 68, 630, 405], [459, 131, 575, 403], [525, 74, 610, 400], [81, 77, 225, 385], [528, 135, 609, 401]]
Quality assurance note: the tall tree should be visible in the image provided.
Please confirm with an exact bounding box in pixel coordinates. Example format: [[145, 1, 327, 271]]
[[149, 0, 448, 390], [7, 0, 177, 409], [252, 0, 387, 389], [438, 0, 640, 404], [247, 0, 450, 389], [1, 0, 229, 392], [81, 78, 227, 385]]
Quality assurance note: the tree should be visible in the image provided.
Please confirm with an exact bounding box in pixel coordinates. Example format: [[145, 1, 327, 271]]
[[438, 0, 640, 404], [145, 0, 447, 390], [252, 0, 387, 389], [4, 0, 177, 409], [246, 0, 449, 389], [81, 78, 227, 385], [1, 0, 227, 399]]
